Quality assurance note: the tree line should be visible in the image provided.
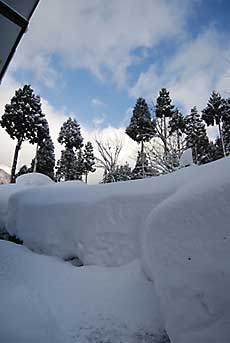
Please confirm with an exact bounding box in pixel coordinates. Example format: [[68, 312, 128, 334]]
[[0, 85, 96, 183], [1, 84, 230, 184]]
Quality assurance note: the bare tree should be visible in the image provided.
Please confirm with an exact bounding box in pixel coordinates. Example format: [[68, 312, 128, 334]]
[[95, 137, 123, 183], [146, 130, 187, 174]]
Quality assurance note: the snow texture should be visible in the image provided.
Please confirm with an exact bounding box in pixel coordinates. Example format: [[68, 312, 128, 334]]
[[142, 157, 230, 343], [6, 170, 191, 265], [0, 240, 164, 343], [0, 173, 53, 231]]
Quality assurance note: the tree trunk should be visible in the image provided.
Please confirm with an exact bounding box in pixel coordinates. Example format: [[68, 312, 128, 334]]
[[218, 122, 226, 157], [85, 172, 88, 184], [141, 139, 145, 178], [33, 143, 39, 172], [11, 139, 22, 183]]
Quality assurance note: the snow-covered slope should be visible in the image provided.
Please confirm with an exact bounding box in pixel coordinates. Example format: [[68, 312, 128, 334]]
[[142, 157, 230, 343], [0, 240, 165, 343]]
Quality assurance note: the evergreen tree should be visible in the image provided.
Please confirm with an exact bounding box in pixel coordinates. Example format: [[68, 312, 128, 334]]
[[155, 88, 175, 155], [126, 97, 155, 177], [57, 117, 84, 181], [33, 136, 55, 179], [0, 85, 45, 182], [75, 148, 85, 181], [132, 151, 157, 179], [103, 162, 132, 183], [83, 142, 96, 183], [202, 91, 226, 156], [56, 149, 78, 181], [16, 165, 30, 178], [222, 99, 230, 155], [33, 117, 50, 172], [168, 108, 185, 152], [185, 107, 209, 164], [58, 117, 83, 149]]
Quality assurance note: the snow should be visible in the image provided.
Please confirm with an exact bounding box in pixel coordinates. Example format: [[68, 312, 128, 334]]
[[179, 148, 193, 167], [0, 173, 53, 231], [0, 184, 26, 231], [1, 157, 230, 342], [6, 168, 192, 265], [142, 156, 230, 343], [0, 240, 165, 343], [16, 172, 54, 186]]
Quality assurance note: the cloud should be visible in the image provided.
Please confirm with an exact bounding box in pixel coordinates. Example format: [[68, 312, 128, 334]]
[[91, 98, 105, 107], [11, 0, 191, 87], [0, 74, 137, 184], [129, 28, 230, 113]]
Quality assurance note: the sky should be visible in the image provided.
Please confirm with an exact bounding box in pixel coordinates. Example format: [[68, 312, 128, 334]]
[[0, 0, 230, 182]]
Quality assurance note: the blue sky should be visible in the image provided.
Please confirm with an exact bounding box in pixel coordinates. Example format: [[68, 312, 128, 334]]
[[0, 0, 230, 175], [5, 0, 230, 126]]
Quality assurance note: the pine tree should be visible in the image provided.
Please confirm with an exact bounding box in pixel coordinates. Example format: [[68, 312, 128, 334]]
[[0, 85, 45, 182], [155, 88, 175, 155], [126, 97, 155, 178], [168, 108, 185, 152], [75, 148, 85, 181], [132, 151, 157, 179], [185, 107, 209, 164], [58, 117, 83, 150], [202, 91, 226, 156], [34, 136, 55, 179], [83, 142, 96, 183], [102, 162, 132, 183], [57, 117, 84, 181], [33, 117, 50, 172], [222, 98, 230, 155], [56, 149, 78, 181], [16, 165, 29, 177]]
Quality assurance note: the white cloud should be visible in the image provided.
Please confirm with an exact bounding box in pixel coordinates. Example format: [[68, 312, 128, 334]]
[[129, 28, 230, 113], [11, 0, 191, 87], [91, 98, 105, 107]]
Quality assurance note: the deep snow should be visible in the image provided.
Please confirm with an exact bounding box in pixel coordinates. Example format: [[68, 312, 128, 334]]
[[0, 157, 230, 343], [142, 157, 230, 342], [0, 240, 165, 343], [6, 163, 201, 265]]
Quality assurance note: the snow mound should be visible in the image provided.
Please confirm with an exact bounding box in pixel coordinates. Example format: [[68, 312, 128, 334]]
[[0, 184, 26, 230], [142, 157, 230, 343], [6, 168, 195, 265], [16, 172, 54, 186], [0, 240, 165, 343]]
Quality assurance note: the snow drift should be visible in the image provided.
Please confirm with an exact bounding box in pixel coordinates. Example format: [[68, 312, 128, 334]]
[[142, 157, 230, 343], [0, 173, 53, 231], [0, 240, 164, 343], [6, 164, 199, 265]]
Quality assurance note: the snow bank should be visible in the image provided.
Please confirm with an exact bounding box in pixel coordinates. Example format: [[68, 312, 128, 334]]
[[142, 157, 230, 343], [0, 240, 165, 343], [0, 184, 26, 230], [0, 173, 53, 231], [16, 172, 54, 186], [6, 167, 198, 265]]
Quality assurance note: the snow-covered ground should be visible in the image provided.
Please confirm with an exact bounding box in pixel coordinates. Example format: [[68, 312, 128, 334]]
[[6, 163, 198, 265], [0, 157, 230, 342], [0, 240, 165, 343]]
